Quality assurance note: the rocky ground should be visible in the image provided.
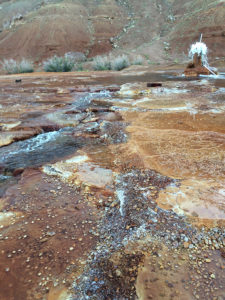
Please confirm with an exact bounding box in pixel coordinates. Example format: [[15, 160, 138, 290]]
[[0, 66, 225, 300]]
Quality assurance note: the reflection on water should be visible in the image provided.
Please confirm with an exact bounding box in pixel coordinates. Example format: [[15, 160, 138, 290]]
[[96, 71, 225, 88], [0, 174, 17, 197], [0, 129, 82, 172], [0, 70, 225, 300]]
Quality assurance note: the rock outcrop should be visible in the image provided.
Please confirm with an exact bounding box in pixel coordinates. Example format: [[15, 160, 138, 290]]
[[184, 53, 211, 76]]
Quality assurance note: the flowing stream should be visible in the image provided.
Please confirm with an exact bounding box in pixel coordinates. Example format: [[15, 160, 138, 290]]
[[0, 70, 224, 300]]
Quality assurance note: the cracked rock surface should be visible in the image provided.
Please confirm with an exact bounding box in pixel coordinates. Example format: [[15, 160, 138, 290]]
[[0, 68, 225, 300]]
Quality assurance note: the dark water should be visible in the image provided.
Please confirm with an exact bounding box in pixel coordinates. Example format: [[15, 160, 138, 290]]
[[0, 174, 17, 196], [95, 72, 225, 88], [0, 128, 83, 173], [1, 71, 224, 174]]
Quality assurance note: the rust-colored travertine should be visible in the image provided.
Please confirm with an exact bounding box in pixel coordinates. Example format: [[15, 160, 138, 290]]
[[0, 68, 224, 300]]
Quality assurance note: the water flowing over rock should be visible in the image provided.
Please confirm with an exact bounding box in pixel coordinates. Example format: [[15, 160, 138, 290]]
[[0, 68, 225, 300], [184, 40, 218, 76]]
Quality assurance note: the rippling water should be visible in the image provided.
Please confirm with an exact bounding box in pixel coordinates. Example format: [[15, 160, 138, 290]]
[[0, 128, 82, 172]]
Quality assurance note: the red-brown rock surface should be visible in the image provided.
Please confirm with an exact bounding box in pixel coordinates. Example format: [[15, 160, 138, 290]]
[[0, 68, 225, 299], [184, 53, 211, 76]]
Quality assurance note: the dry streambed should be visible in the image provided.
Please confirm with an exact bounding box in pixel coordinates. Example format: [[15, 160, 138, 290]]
[[0, 70, 224, 300]]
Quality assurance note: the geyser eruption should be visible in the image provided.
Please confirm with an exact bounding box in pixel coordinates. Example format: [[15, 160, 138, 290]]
[[189, 42, 208, 66], [184, 34, 217, 76]]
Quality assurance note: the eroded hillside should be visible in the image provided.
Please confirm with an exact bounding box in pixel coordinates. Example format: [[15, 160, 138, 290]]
[[0, 0, 224, 63]]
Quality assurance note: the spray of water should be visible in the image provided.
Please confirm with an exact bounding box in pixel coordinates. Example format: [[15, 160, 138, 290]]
[[189, 42, 208, 66], [188, 34, 216, 75]]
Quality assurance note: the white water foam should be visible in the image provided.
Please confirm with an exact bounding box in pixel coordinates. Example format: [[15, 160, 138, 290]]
[[188, 40, 218, 75], [42, 165, 72, 179], [25, 131, 59, 152], [151, 88, 189, 95], [189, 42, 208, 66], [66, 155, 89, 164], [200, 74, 225, 79], [117, 189, 126, 217], [0, 174, 11, 182], [0, 131, 61, 163], [218, 189, 225, 197], [0, 212, 15, 222]]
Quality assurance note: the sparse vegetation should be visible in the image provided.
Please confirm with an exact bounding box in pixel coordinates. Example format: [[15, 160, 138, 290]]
[[132, 55, 143, 65], [65, 52, 85, 71], [93, 54, 131, 71], [110, 54, 130, 71], [65, 51, 86, 63], [1, 58, 34, 74], [43, 54, 75, 72], [73, 63, 84, 71], [93, 55, 111, 71]]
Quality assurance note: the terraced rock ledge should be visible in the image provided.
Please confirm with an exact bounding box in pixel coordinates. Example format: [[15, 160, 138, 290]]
[[0, 67, 224, 300]]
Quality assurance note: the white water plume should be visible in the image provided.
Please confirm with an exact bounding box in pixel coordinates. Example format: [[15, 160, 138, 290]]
[[189, 42, 208, 66], [188, 36, 217, 75], [117, 189, 126, 217]]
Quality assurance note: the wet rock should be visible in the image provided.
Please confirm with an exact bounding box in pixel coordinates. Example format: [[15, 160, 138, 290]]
[[0, 211, 21, 228], [0, 129, 86, 172], [100, 121, 127, 144], [184, 54, 211, 77], [74, 251, 144, 299], [0, 70, 225, 300], [43, 154, 114, 190], [0, 130, 39, 147], [12, 168, 24, 176], [156, 179, 225, 223], [220, 248, 225, 258], [100, 112, 123, 122], [147, 82, 162, 87], [0, 121, 21, 131], [45, 111, 86, 127]]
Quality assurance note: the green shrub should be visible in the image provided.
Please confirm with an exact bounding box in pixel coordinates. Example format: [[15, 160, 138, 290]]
[[93, 54, 130, 71], [19, 59, 34, 73], [1, 58, 34, 74], [73, 63, 83, 71], [93, 55, 111, 71], [132, 55, 143, 65], [43, 54, 75, 72], [110, 54, 130, 71]]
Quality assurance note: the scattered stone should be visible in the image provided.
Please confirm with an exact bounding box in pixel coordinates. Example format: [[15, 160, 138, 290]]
[[183, 242, 189, 249]]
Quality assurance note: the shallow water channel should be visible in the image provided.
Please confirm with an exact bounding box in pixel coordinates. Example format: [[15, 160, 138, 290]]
[[0, 69, 224, 300]]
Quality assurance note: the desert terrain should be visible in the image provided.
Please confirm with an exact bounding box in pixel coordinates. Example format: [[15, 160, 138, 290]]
[[0, 1, 225, 300]]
